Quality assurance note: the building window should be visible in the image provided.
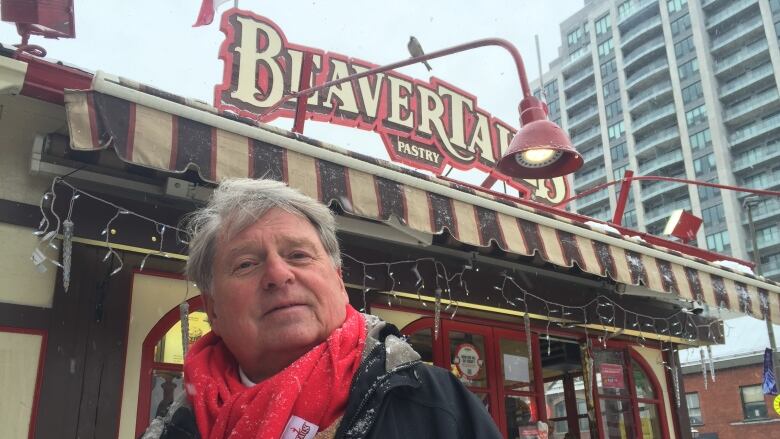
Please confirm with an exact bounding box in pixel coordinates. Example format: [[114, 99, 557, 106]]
[[671, 14, 691, 36], [701, 204, 725, 227], [547, 99, 560, 117], [698, 178, 719, 202], [613, 164, 628, 181], [686, 105, 707, 126], [674, 36, 695, 58], [608, 120, 625, 140], [678, 58, 699, 81], [598, 38, 614, 58], [603, 79, 619, 98], [694, 153, 716, 177], [623, 210, 637, 228], [605, 100, 622, 119], [618, 1, 633, 18], [682, 82, 703, 104], [568, 27, 585, 46], [544, 80, 559, 100], [689, 129, 711, 150], [686, 393, 703, 425], [596, 14, 611, 35], [740, 385, 768, 420], [611, 143, 628, 161], [668, 0, 688, 13], [706, 231, 731, 253], [601, 59, 618, 77]]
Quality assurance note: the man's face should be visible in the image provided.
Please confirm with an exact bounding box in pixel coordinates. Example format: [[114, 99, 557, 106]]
[[204, 208, 348, 374]]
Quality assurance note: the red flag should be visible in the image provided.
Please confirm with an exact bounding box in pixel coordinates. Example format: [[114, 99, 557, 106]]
[[193, 0, 231, 27]]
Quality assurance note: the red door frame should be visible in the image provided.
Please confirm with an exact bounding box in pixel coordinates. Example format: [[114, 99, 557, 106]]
[[402, 317, 543, 438]]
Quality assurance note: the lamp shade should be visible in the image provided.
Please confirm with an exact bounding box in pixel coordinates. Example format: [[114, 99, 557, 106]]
[[495, 119, 583, 179]]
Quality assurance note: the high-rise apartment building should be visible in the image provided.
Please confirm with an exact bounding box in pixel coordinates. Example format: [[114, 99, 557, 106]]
[[535, 0, 780, 281]]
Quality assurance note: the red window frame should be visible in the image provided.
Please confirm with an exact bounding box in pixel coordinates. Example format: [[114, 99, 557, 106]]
[[134, 296, 204, 438], [591, 346, 671, 439]]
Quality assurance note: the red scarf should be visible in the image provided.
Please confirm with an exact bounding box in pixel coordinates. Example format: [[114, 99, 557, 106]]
[[184, 306, 366, 439]]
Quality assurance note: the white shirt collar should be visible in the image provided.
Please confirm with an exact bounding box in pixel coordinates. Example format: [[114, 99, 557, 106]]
[[238, 367, 256, 387]]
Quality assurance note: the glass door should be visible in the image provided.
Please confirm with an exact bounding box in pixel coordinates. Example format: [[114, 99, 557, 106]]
[[441, 320, 499, 422]]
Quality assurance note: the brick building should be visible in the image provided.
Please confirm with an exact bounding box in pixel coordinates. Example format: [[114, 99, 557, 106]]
[[681, 318, 780, 439]]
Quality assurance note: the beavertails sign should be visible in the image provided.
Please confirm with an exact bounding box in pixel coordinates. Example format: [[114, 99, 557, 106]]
[[214, 10, 569, 204]]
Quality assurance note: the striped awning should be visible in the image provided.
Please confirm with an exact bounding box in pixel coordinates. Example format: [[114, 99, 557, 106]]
[[63, 80, 780, 324]]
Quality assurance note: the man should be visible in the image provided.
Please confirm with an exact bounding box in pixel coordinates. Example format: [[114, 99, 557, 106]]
[[143, 178, 501, 439]]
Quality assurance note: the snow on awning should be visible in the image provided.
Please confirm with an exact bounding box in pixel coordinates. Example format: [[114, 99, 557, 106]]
[[62, 76, 780, 324]]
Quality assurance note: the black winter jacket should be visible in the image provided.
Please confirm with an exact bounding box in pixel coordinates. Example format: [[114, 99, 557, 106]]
[[142, 315, 502, 439]]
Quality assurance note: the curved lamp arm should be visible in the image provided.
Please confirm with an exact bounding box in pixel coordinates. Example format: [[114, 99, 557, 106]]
[[259, 38, 536, 125]]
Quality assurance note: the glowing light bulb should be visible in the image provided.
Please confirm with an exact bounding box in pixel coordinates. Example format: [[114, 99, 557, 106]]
[[522, 148, 556, 164]]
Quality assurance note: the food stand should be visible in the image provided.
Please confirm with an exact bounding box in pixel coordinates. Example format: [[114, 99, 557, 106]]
[[0, 10, 779, 439]]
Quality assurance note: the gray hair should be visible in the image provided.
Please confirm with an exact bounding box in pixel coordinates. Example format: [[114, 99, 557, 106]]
[[184, 178, 341, 295]]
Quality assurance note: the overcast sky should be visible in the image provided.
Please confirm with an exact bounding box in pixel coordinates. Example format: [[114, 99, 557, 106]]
[[0, 0, 584, 170]]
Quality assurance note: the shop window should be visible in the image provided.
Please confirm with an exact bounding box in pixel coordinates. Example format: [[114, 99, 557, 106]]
[[593, 349, 667, 438], [686, 392, 703, 425], [740, 385, 768, 420], [137, 297, 211, 435]]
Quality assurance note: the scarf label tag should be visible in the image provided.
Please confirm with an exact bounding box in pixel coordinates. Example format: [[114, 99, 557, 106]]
[[281, 415, 319, 439]]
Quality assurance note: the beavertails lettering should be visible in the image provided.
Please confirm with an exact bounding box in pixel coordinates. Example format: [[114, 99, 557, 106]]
[[215, 9, 568, 204]]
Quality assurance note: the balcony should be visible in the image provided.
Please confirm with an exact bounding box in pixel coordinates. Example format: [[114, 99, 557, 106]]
[[562, 46, 592, 72], [640, 175, 687, 202], [631, 103, 676, 134], [623, 36, 665, 69], [732, 142, 780, 173], [575, 189, 610, 210], [563, 67, 595, 91], [629, 82, 673, 113], [724, 89, 780, 124], [625, 60, 668, 91], [711, 18, 764, 53], [638, 149, 684, 175], [566, 88, 597, 110], [644, 198, 691, 226], [742, 199, 780, 225], [618, 0, 658, 25], [621, 15, 662, 50], [719, 62, 774, 100], [759, 259, 780, 279], [714, 40, 769, 75], [575, 167, 607, 190], [568, 106, 599, 130], [570, 126, 601, 147], [742, 172, 780, 191], [706, 0, 759, 29], [730, 112, 780, 147], [634, 126, 679, 156], [580, 146, 604, 163]]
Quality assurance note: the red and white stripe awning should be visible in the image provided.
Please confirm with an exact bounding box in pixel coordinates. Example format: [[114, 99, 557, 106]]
[[63, 78, 780, 324]]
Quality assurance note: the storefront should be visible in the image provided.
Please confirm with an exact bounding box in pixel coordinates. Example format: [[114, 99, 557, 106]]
[[1, 41, 779, 439]]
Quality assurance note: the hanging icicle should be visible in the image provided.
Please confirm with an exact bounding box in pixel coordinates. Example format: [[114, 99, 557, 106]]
[[707, 345, 716, 382], [699, 348, 708, 390], [670, 351, 681, 408], [62, 219, 74, 291], [434, 287, 442, 340], [180, 301, 190, 358], [524, 311, 533, 367]]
